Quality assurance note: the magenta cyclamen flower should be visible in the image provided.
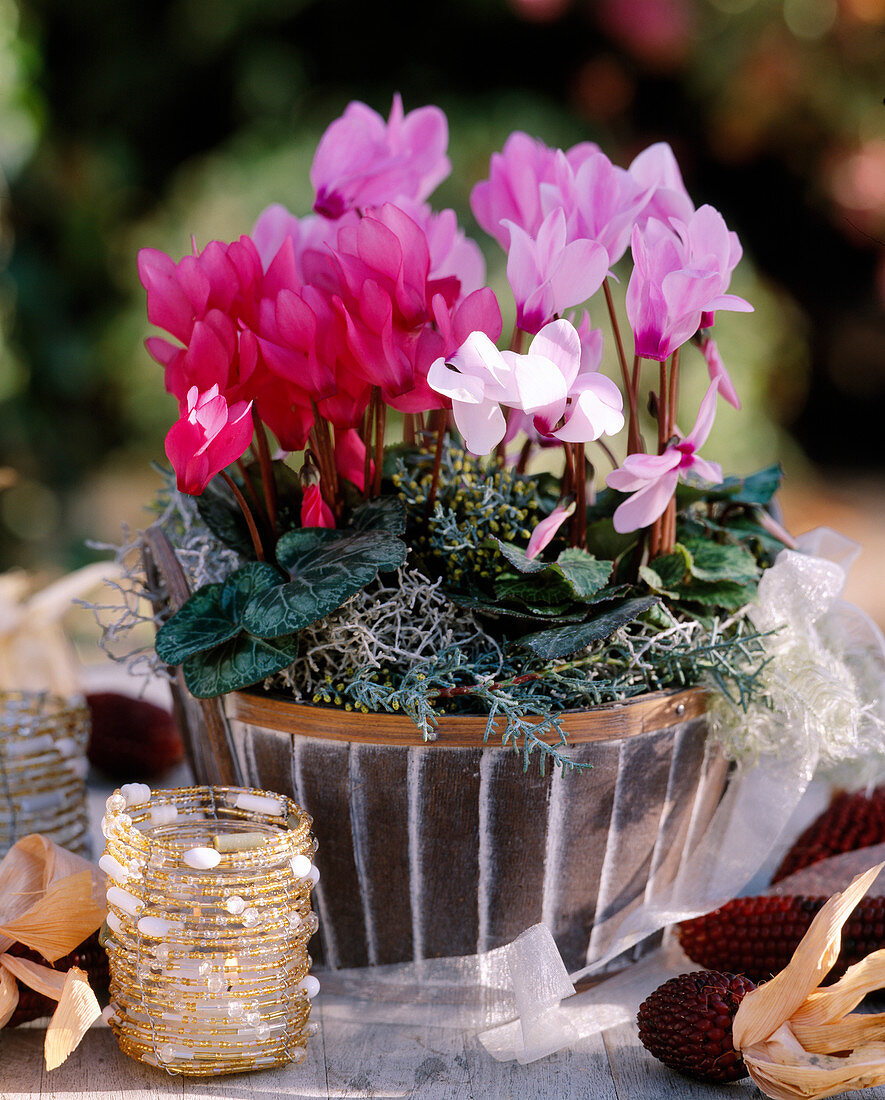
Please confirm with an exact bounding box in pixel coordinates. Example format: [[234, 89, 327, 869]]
[[300, 484, 335, 529], [626, 206, 752, 362], [605, 379, 723, 533], [310, 95, 450, 219], [164, 385, 254, 495], [504, 209, 609, 334]]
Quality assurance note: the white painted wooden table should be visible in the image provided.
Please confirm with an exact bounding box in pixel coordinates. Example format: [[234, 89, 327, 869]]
[[6, 1011, 885, 1100]]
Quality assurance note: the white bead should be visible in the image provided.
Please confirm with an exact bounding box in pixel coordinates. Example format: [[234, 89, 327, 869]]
[[305, 865, 320, 886], [299, 975, 320, 999], [106, 912, 123, 935], [137, 915, 175, 937], [290, 854, 312, 879], [120, 782, 151, 807], [234, 791, 284, 816], [182, 846, 221, 869], [98, 853, 129, 883], [150, 803, 178, 826], [55, 736, 79, 757], [225, 895, 246, 915], [101, 1004, 119, 1023], [106, 886, 143, 915]]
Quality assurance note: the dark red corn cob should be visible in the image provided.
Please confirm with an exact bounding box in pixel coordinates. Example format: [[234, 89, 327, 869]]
[[6, 930, 109, 1028], [678, 893, 885, 983], [637, 970, 756, 1083], [773, 785, 885, 883]]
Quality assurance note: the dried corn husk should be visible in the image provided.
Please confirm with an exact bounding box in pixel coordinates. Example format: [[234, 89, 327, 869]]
[[0, 834, 106, 1069], [733, 863, 885, 1099]]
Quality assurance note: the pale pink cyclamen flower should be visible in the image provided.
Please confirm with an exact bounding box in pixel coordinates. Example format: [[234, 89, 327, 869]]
[[545, 148, 652, 267], [628, 141, 695, 228], [504, 208, 609, 334], [698, 331, 740, 409], [310, 95, 450, 219], [605, 379, 723, 533], [626, 206, 752, 362], [427, 319, 624, 455], [164, 385, 254, 495], [470, 130, 599, 249], [526, 502, 576, 560], [300, 484, 335, 529]]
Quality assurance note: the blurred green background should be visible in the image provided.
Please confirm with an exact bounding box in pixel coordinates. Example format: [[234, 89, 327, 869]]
[[0, 0, 883, 577]]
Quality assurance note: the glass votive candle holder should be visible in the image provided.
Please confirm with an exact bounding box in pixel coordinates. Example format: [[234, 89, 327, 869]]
[[100, 784, 320, 1075], [0, 690, 91, 858]]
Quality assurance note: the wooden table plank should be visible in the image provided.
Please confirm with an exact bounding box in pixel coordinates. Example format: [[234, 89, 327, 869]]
[[463, 1028, 618, 1100]]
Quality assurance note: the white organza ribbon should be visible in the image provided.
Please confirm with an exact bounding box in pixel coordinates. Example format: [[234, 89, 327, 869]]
[[321, 530, 885, 1065]]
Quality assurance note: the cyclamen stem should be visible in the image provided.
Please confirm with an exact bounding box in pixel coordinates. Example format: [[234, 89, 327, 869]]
[[309, 402, 339, 514], [573, 442, 587, 549], [372, 389, 386, 497], [253, 418, 278, 539], [424, 407, 448, 516], [603, 279, 640, 452], [220, 471, 266, 562], [659, 349, 680, 556]]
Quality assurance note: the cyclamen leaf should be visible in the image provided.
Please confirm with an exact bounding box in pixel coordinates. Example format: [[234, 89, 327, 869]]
[[496, 540, 549, 574], [681, 579, 758, 610], [496, 574, 577, 608], [555, 548, 613, 598], [349, 497, 407, 535], [155, 563, 287, 666], [241, 529, 408, 638], [154, 583, 238, 666], [643, 550, 690, 594], [182, 633, 300, 698], [520, 597, 659, 659], [681, 539, 760, 584]]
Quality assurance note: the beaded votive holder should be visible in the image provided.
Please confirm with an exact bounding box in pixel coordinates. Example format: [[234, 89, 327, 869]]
[[100, 784, 320, 1076], [0, 690, 91, 858]]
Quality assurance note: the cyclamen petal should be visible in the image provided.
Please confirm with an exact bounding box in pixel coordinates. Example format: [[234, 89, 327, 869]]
[[301, 484, 335, 529], [553, 378, 625, 443], [165, 386, 254, 495], [526, 502, 576, 561], [612, 467, 680, 533], [311, 95, 450, 218]]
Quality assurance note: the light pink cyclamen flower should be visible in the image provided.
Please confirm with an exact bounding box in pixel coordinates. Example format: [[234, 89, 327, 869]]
[[310, 95, 450, 219], [698, 331, 740, 409], [546, 148, 652, 267], [164, 385, 254, 495], [626, 206, 752, 362], [504, 209, 609, 334], [605, 379, 723, 533], [427, 319, 624, 455], [470, 131, 599, 249], [526, 501, 576, 560], [628, 141, 695, 228]]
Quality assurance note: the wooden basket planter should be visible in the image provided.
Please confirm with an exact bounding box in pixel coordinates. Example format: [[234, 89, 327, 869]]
[[144, 527, 728, 973]]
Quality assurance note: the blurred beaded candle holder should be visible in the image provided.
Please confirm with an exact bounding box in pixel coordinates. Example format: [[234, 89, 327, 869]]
[[100, 783, 320, 1075], [0, 690, 91, 858]]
